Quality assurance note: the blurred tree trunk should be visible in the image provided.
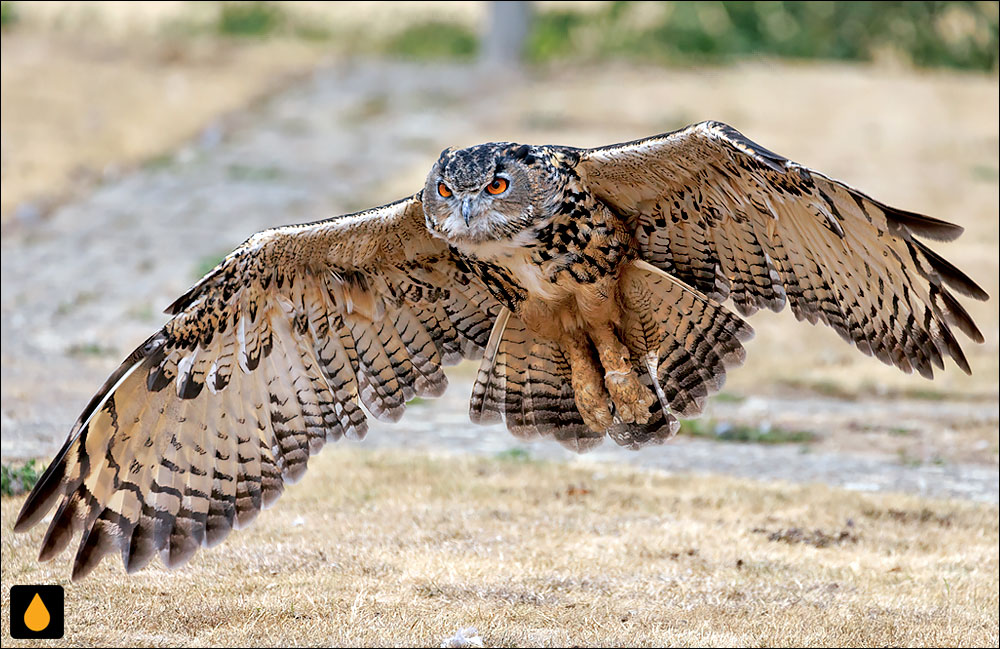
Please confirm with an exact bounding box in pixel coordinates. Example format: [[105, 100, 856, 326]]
[[482, 1, 531, 67]]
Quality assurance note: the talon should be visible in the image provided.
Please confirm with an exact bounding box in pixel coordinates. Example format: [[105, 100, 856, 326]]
[[575, 380, 613, 432], [605, 370, 655, 425]]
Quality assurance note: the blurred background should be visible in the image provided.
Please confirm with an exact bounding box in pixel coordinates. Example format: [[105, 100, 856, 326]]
[[1, 1, 998, 486]]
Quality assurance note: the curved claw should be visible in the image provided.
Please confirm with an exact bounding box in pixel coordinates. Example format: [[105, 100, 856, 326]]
[[605, 370, 655, 425]]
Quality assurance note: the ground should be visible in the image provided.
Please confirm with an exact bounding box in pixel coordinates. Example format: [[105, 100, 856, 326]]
[[3, 449, 998, 647], [1, 5, 998, 647]]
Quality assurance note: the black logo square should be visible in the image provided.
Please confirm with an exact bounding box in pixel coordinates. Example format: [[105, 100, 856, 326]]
[[9, 585, 64, 639]]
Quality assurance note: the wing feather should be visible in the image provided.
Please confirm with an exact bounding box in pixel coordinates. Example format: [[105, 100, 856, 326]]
[[15, 192, 502, 579], [579, 121, 987, 378]]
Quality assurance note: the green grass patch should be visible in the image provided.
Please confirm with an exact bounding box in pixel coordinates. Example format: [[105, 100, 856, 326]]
[[780, 377, 988, 402], [66, 342, 119, 358], [494, 447, 534, 462], [343, 95, 391, 124], [896, 387, 950, 401], [143, 152, 176, 171], [970, 164, 999, 183], [896, 449, 947, 468], [164, 1, 334, 41], [779, 378, 860, 400], [526, 1, 999, 72], [226, 163, 283, 182], [217, 1, 286, 37], [126, 302, 157, 322], [1, 460, 43, 497], [680, 418, 816, 444], [291, 21, 332, 42], [384, 21, 478, 61], [1, 1, 17, 29]]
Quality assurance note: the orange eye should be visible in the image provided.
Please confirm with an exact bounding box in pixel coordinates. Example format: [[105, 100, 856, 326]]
[[486, 177, 508, 195], [438, 182, 452, 198]]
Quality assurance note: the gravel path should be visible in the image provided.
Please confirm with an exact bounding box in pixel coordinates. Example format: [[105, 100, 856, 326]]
[[2, 61, 996, 504]]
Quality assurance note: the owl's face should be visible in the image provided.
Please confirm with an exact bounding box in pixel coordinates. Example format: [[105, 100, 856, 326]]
[[422, 142, 553, 246]]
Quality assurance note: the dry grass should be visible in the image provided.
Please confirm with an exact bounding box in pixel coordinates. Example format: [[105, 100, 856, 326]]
[[2, 448, 997, 647]]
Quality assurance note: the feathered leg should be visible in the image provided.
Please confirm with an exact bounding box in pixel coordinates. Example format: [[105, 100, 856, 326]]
[[587, 322, 656, 426], [561, 330, 614, 432]]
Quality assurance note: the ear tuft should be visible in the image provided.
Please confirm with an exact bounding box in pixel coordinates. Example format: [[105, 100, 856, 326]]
[[511, 144, 531, 161]]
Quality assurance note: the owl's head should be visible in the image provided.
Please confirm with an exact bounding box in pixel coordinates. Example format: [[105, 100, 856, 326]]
[[422, 142, 559, 245]]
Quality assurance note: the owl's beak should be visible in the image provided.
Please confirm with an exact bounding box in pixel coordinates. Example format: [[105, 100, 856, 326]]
[[461, 198, 474, 226]]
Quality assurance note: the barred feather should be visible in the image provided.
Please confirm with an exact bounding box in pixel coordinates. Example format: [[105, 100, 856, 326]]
[[580, 120, 987, 379], [472, 265, 754, 454], [610, 261, 754, 448], [14, 194, 501, 580], [471, 310, 600, 452]]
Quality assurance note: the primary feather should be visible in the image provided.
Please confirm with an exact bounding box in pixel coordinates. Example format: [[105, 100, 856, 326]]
[[579, 120, 985, 377]]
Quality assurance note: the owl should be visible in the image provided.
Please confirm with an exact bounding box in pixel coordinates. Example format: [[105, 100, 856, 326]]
[[14, 121, 987, 580]]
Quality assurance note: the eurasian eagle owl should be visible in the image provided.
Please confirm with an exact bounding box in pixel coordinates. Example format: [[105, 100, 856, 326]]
[[15, 121, 987, 580]]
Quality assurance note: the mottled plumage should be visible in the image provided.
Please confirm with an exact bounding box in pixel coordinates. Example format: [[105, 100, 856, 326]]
[[16, 121, 987, 580]]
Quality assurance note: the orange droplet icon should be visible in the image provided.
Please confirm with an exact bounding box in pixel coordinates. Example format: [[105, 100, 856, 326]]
[[24, 592, 51, 632]]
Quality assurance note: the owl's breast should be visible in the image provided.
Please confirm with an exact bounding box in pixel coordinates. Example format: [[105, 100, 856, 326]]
[[454, 196, 636, 312], [462, 234, 569, 303], [503, 251, 568, 302]]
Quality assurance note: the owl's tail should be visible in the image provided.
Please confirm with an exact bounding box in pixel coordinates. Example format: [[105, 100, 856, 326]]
[[469, 260, 753, 452]]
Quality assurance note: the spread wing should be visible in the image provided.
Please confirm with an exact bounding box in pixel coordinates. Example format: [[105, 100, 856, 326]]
[[578, 121, 987, 378], [14, 193, 502, 580]]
